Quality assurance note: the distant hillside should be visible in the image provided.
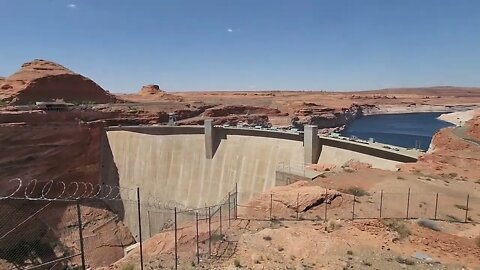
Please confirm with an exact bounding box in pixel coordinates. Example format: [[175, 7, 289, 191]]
[[350, 86, 480, 96]]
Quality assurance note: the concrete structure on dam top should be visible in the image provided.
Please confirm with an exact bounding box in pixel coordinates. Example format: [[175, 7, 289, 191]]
[[101, 121, 421, 238]]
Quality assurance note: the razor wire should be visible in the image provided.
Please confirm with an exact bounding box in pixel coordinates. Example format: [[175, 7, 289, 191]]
[[0, 179, 239, 215], [0, 178, 137, 201]]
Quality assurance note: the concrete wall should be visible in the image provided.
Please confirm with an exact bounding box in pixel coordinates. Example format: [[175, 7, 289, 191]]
[[318, 145, 400, 170], [104, 131, 304, 206]]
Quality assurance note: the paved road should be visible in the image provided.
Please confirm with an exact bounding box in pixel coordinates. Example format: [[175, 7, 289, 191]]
[[452, 126, 480, 147]]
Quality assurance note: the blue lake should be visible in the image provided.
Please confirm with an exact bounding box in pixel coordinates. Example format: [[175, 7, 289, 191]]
[[340, 112, 454, 150]]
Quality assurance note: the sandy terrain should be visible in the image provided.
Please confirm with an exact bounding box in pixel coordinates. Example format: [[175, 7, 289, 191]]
[[438, 109, 480, 126]]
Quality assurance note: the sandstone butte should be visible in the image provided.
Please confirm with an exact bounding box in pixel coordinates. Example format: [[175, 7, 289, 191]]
[[0, 59, 117, 105], [138, 84, 165, 96]]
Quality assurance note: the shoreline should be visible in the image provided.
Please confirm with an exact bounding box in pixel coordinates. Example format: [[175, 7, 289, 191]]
[[436, 109, 479, 126], [363, 104, 478, 116], [328, 105, 477, 149]]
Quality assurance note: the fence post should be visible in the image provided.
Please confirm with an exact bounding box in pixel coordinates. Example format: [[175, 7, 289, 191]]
[[434, 193, 438, 220], [76, 200, 86, 270], [235, 183, 238, 219], [174, 207, 178, 270], [379, 190, 383, 218], [205, 204, 208, 224], [208, 207, 211, 256], [406, 188, 411, 219], [136, 187, 144, 270], [195, 212, 200, 265], [147, 210, 151, 238], [219, 206, 222, 236], [324, 188, 328, 221], [269, 194, 273, 221], [228, 192, 231, 227], [352, 195, 356, 220], [296, 193, 299, 221], [464, 194, 470, 223]]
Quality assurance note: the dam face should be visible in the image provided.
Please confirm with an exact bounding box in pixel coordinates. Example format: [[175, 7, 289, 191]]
[[103, 131, 304, 207], [101, 124, 419, 238]]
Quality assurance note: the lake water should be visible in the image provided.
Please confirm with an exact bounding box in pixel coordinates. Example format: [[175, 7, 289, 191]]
[[341, 112, 454, 150]]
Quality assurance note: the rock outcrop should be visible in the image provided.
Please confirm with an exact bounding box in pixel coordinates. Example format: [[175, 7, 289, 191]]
[[292, 104, 376, 129], [0, 59, 117, 104], [202, 105, 283, 117], [138, 84, 165, 96]]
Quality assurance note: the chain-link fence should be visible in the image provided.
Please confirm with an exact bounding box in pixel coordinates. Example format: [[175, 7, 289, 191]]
[[0, 199, 84, 269], [1, 181, 477, 270], [236, 188, 478, 225]]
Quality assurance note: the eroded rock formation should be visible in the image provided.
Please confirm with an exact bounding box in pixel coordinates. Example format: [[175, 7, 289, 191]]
[[0, 59, 117, 104], [139, 84, 164, 96]]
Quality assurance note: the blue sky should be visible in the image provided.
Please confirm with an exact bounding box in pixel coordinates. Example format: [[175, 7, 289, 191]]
[[1, 0, 480, 92]]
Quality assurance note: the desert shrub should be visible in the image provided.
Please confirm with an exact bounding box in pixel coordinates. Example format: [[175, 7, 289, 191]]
[[122, 264, 135, 270], [346, 250, 354, 255], [454, 204, 470, 211], [210, 233, 224, 242], [263, 235, 272, 241], [448, 172, 458, 178], [325, 220, 342, 232], [396, 176, 405, 180], [271, 217, 281, 224], [362, 261, 372, 266], [234, 259, 242, 267], [278, 246, 284, 252], [395, 256, 415, 265], [416, 219, 441, 231], [382, 219, 410, 239], [446, 215, 461, 222], [340, 187, 370, 197], [475, 180, 480, 184]]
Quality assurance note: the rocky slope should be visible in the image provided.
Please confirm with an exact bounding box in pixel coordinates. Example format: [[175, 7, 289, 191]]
[[0, 59, 117, 104], [292, 103, 375, 129], [401, 114, 480, 181]]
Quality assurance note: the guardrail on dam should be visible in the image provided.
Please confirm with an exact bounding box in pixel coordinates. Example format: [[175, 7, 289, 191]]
[[101, 121, 421, 236]]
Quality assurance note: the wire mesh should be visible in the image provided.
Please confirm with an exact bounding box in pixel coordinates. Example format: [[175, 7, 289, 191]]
[[0, 199, 81, 270], [0, 181, 477, 270]]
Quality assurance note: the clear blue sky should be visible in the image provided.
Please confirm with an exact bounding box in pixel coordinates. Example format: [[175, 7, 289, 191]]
[[1, 0, 480, 92]]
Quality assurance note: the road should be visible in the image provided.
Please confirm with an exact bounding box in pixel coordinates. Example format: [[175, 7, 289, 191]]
[[452, 126, 480, 147]]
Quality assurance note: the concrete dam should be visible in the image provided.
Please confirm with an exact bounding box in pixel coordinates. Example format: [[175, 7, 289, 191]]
[[101, 121, 420, 237]]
